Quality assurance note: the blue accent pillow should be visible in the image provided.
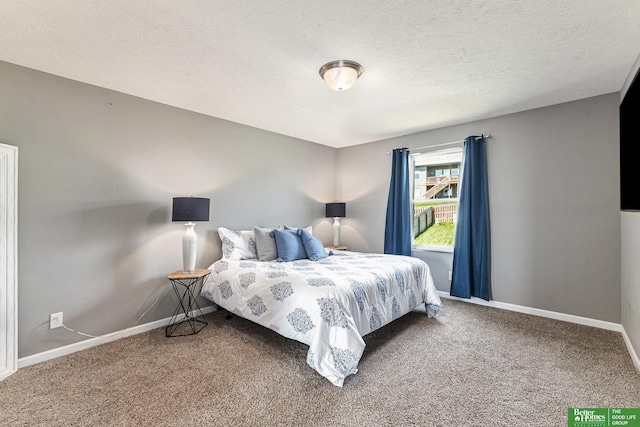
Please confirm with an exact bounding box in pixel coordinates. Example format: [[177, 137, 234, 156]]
[[298, 228, 328, 261], [270, 229, 307, 262]]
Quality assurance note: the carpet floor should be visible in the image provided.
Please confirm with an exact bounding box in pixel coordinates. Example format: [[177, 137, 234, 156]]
[[1, 299, 638, 426]]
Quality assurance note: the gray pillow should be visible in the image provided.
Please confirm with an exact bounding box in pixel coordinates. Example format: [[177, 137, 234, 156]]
[[254, 226, 278, 261], [284, 224, 313, 234]]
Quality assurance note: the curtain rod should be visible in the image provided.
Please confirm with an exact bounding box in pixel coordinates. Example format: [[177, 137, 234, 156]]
[[388, 134, 491, 154]]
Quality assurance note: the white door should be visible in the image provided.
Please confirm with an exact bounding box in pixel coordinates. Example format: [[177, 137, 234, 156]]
[[0, 143, 18, 381]]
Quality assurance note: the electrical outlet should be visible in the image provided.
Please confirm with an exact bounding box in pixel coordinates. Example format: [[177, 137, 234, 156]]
[[449, 270, 452, 281], [50, 312, 63, 329]]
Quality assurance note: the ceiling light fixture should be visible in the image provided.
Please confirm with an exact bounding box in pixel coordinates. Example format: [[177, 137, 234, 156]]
[[319, 60, 363, 91]]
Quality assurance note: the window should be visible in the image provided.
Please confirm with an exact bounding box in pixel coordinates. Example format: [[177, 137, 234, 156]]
[[410, 146, 463, 252]]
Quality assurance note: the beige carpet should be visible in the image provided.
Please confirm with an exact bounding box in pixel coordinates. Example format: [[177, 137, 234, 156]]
[[1, 299, 638, 426]]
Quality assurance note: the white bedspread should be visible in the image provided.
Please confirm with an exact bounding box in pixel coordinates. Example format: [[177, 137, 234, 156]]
[[200, 251, 441, 386]]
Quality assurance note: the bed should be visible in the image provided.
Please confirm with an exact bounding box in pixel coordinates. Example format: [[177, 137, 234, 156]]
[[200, 227, 442, 386]]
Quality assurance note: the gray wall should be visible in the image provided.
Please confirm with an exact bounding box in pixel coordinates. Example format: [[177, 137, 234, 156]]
[[621, 53, 640, 363], [337, 93, 622, 323], [2, 57, 634, 361], [0, 61, 337, 358]]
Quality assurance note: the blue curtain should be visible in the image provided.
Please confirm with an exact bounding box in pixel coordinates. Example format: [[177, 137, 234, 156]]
[[384, 148, 412, 256], [451, 136, 490, 300]]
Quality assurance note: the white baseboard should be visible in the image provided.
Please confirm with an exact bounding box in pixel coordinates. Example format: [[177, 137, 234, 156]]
[[438, 292, 622, 331], [18, 305, 217, 369], [19, 296, 640, 376], [621, 327, 640, 373], [438, 292, 640, 373]]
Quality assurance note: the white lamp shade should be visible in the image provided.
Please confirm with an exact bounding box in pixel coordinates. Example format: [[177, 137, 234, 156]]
[[323, 66, 359, 91], [319, 60, 363, 91]]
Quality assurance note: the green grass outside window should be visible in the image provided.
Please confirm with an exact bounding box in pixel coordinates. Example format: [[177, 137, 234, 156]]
[[414, 222, 456, 246]]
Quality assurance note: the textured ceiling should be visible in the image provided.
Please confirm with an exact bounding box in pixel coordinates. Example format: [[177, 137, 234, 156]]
[[2, 1, 640, 148]]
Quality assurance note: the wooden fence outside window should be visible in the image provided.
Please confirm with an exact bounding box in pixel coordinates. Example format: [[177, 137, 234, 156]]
[[413, 203, 458, 237]]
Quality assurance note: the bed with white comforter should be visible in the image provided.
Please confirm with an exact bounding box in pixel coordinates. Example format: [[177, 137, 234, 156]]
[[200, 250, 441, 386]]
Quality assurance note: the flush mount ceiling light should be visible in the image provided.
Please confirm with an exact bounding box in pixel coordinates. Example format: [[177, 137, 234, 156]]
[[319, 60, 363, 91]]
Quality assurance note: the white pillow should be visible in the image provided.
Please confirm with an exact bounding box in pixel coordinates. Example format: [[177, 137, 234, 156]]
[[218, 227, 257, 260]]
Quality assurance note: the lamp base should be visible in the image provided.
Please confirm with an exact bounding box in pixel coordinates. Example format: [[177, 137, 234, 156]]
[[182, 222, 197, 273], [332, 217, 341, 247]]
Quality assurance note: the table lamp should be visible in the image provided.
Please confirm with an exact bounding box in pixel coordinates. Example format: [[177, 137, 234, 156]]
[[325, 202, 346, 247], [172, 197, 210, 273]]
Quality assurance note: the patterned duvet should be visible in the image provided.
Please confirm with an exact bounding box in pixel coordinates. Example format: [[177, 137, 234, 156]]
[[200, 251, 442, 386]]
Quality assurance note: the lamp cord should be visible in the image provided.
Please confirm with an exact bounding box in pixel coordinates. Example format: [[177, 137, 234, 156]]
[[58, 292, 162, 339]]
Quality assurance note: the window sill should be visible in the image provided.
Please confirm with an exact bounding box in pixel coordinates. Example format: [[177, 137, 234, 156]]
[[412, 245, 454, 254]]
